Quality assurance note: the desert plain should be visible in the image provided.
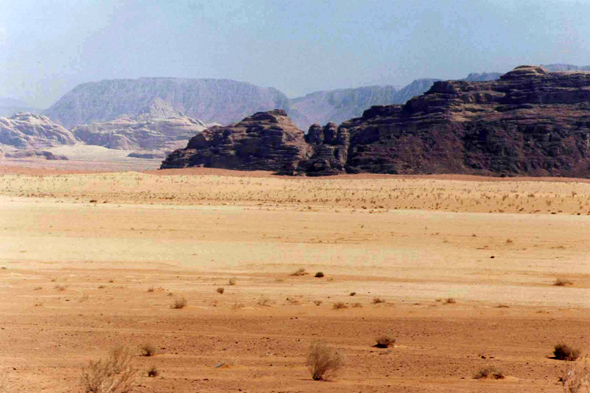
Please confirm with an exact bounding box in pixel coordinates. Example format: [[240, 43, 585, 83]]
[[2, 159, 590, 392]]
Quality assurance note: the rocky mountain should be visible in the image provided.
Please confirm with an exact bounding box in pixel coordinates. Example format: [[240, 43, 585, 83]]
[[0, 98, 40, 117], [162, 66, 590, 178], [542, 64, 590, 72], [289, 76, 507, 130], [72, 115, 211, 151], [44, 78, 290, 129], [0, 112, 76, 149], [290, 86, 400, 130]]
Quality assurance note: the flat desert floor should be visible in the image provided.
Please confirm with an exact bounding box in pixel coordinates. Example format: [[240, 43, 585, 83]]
[[1, 164, 590, 392]]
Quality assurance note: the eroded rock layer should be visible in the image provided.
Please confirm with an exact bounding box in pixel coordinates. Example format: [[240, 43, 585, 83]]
[[162, 66, 590, 178], [0, 113, 76, 149]]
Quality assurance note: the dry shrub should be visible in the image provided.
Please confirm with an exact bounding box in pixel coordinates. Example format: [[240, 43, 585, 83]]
[[306, 341, 344, 381], [147, 287, 155, 293], [352, 302, 362, 308], [216, 287, 225, 294], [314, 272, 324, 278], [147, 365, 159, 378], [172, 297, 187, 309], [555, 343, 582, 361], [291, 268, 307, 276], [561, 356, 590, 393], [313, 300, 322, 306], [55, 285, 67, 291], [257, 295, 271, 306], [445, 298, 456, 304], [332, 302, 348, 310], [372, 297, 385, 304], [555, 278, 574, 287], [81, 345, 137, 393], [228, 277, 237, 286], [375, 336, 396, 348], [286, 297, 301, 305], [140, 344, 156, 357], [473, 366, 505, 380]]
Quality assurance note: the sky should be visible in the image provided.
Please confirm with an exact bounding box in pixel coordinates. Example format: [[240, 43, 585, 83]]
[[1, 0, 590, 108]]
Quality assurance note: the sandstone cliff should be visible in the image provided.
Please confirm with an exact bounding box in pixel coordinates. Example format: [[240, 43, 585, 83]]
[[161, 110, 312, 171], [161, 66, 590, 178], [72, 115, 210, 151], [0, 112, 76, 149], [44, 78, 291, 128]]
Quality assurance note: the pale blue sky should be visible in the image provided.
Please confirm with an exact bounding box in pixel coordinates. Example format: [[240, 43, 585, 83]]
[[1, 0, 590, 107]]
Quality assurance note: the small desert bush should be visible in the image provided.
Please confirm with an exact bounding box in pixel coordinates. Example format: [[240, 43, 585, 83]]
[[332, 302, 348, 310], [314, 272, 324, 278], [291, 268, 307, 276], [257, 295, 271, 306], [228, 277, 237, 286], [147, 365, 159, 378], [554, 278, 574, 287], [372, 297, 385, 304], [445, 298, 457, 304], [555, 343, 582, 361], [81, 345, 137, 393], [313, 300, 322, 306], [147, 287, 155, 292], [306, 341, 344, 381], [473, 366, 505, 380], [216, 287, 225, 294], [375, 336, 396, 348], [54, 285, 67, 291], [171, 297, 187, 309], [140, 344, 156, 357]]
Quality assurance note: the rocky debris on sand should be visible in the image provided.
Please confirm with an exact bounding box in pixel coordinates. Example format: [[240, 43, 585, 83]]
[[5, 150, 68, 160], [162, 66, 590, 177], [0, 112, 76, 149], [72, 115, 210, 151], [127, 150, 167, 159]]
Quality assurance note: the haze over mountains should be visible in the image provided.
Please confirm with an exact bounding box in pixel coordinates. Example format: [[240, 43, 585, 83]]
[[0, 63, 589, 158]]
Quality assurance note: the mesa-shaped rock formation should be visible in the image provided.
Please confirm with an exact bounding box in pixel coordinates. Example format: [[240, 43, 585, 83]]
[[0, 112, 76, 149], [72, 115, 211, 151], [162, 66, 590, 178]]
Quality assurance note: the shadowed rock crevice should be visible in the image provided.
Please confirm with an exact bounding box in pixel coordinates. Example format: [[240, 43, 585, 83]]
[[162, 66, 590, 177]]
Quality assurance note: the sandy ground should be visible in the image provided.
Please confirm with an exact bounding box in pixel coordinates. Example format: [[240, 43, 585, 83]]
[[1, 164, 590, 392]]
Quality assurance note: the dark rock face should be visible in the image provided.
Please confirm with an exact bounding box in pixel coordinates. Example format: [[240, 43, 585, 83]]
[[161, 110, 312, 171], [162, 66, 590, 178], [342, 65, 590, 177]]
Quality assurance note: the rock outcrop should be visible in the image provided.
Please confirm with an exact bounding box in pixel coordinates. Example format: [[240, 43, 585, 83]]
[[4, 150, 68, 160], [161, 110, 312, 171], [340, 65, 590, 177], [161, 66, 590, 178], [0, 113, 76, 149], [44, 78, 290, 128], [72, 115, 210, 151]]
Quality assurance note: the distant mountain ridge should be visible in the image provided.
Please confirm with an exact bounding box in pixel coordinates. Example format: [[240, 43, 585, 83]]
[[41, 64, 590, 134], [0, 97, 40, 117], [44, 78, 290, 129]]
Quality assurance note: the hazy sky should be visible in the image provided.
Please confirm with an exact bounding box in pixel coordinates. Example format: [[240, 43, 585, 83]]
[[1, 0, 590, 107]]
